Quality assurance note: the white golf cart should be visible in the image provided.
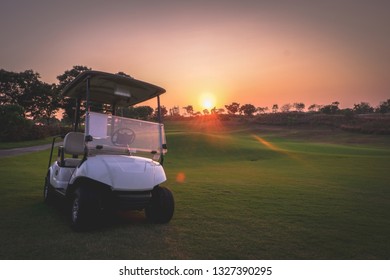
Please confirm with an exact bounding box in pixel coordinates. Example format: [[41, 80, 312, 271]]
[[44, 71, 173, 230]]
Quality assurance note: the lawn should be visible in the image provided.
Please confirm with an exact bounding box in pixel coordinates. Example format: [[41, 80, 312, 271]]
[[0, 118, 389, 259]]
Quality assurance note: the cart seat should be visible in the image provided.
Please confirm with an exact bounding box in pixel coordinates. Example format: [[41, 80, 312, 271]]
[[60, 132, 85, 167]]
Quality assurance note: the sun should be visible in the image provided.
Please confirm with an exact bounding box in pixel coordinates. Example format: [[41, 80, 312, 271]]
[[203, 99, 213, 109], [200, 93, 216, 110]]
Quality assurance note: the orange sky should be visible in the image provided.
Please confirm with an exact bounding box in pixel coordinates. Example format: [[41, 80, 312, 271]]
[[1, 0, 389, 112]]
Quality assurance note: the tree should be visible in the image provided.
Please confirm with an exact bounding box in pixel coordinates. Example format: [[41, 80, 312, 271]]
[[169, 106, 180, 116], [154, 105, 168, 119], [210, 107, 225, 114], [353, 102, 374, 114], [203, 109, 209, 115], [56, 65, 92, 91], [376, 99, 390, 114], [256, 106, 269, 114], [56, 65, 91, 122], [272, 104, 278, 113], [293, 102, 305, 112], [182, 105, 194, 116], [28, 82, 60, 124], [120, 106, 154, 120], [0, 69, 25, 106], [308, 104, 321, 112], [0, 69, 41, 111], [320, 101, 340, 114], [280, 103, 292, 113], [239, 104, 257, 116], [225, 102, 240, 115], [135, 106, 154, 120], [0, 69, 58, 123]]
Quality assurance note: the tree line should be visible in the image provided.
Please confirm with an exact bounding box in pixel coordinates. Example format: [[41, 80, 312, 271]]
[[1, 65, 389, 141], [179, 100, 390, 117]]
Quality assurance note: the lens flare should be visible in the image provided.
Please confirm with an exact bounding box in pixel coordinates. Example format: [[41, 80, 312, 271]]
[[176, 172, 186, 183]]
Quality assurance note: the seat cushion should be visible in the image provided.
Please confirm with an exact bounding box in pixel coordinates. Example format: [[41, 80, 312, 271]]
[[63, 158, 82, 167]]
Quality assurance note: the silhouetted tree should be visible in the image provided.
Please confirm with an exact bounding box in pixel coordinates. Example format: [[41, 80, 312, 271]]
[[225, 102, 240, 115], [353, 102, 374, 114], [57, 66, 91, 91], [135, 106, 154, 120], [182, 105, 194, 116], [320, 101, 340, 114], [169, 106, 180, 116], [29, 82, 60, 124], [217, 108, 225, 114], [256, 106, 269, 114], [211, 107, 225, 114], [57, 65, 92, 123], [376, 99, 390, 114], [0, 69, 40, 110], [0, 69, 59, 123], [120, 106, 153, 120], [293, 102, 305, 112], [272, 104, 278, 113], [308, 104, 321, 112], [280, 103, 292, 113], [154, 105, 168, 119], [239, 104, 257, 116]]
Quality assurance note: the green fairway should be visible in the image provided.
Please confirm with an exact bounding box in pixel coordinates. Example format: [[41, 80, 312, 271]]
[[1, 119, 389, 259]]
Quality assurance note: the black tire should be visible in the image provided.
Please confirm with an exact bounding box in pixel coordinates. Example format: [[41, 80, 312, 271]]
[[43, 175, 54, 204], [70, 187, 101, 231], [145, 186, 174, 224]]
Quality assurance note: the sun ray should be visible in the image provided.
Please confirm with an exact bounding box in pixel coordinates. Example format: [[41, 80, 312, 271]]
[[252, 134, 305, 164]]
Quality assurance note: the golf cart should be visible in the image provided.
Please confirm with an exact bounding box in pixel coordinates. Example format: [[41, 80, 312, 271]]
[[44, 71, 173, 230]]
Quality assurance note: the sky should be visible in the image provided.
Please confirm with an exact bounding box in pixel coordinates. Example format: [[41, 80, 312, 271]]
[[1, 0, 389, 112]]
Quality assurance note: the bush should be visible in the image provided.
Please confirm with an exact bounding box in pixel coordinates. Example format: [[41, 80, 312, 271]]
[[0, 104, 72, 142], [0, 104, 31, 141], [341, 116, 390, 134], [255, 111, 390, 134]]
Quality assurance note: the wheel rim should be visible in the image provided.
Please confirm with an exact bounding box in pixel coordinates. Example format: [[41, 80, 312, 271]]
[[44, 184, 48, 199], [44, 178, 49, 200], [72, 197, 80, 222]]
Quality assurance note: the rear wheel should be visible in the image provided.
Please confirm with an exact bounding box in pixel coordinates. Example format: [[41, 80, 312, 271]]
[[145, 186, 174, 223], [70, 187, 101, 231]]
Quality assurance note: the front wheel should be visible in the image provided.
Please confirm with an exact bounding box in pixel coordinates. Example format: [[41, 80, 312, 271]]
[[70, 187, 101, 231], [145, 186, 174, 224]]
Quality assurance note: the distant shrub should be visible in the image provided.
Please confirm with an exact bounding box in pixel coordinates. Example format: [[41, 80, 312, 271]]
[[341, 116, 390, 134], [218, 114, 231, 121], [255, 111, 390, 134], [256, 112, 310, 126]]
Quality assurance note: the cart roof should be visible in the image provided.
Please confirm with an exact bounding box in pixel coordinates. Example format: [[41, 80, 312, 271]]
[[62, 70, 166, 106]]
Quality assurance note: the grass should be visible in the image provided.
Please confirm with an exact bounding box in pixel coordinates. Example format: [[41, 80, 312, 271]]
[[0, 118, 389, 259]]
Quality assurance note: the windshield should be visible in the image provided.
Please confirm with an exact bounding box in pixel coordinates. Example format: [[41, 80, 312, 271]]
[[87, 111, 167, 159]]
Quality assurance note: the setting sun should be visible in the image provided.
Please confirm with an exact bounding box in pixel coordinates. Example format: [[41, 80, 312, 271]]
[[200, 92, 216, 110]]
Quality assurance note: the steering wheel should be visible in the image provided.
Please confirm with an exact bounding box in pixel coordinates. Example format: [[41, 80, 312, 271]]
[[111, 128, 136, 146]]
